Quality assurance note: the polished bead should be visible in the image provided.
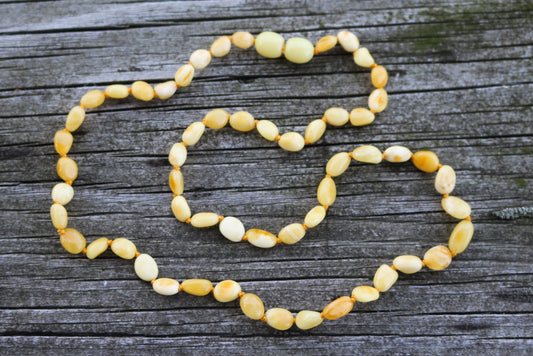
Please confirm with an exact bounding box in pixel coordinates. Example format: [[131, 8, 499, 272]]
[[368, 88, 388, 112], [448, 220, 474, 254], [246, 229, 277, 248], [190, 212, 220, 228], [442, 196, 471, 219], [168, 142, 187, 166], [105, 84, 129, 99], [278, 223, 306, 244], [278, 132, 305, 152], [435, 165, 456, 194], [182, 121, 205, 146], [304, 205, 326, 228], [393, 255, 423, 274], [65, 106, 85, 132], [203, 109, 229, 129], [50, 203, 67, 230], [371, 65, 388, 88], [232, 31, 255, 49], [57, 157, 78, 183], [351, 286, 379, 302], [131, 81, 154, 101], [352, 145, 382, 164], [219, 216, 245, 242], [295, 310, 323, 330], [60, 228, 86, 254], [412, 151, 440, 173], [80, 90, 105, 109], [169, 169, 184, 195], [175, 64, 194, 87], [265, 308, 294, 330], [181, 279, 213, 296], [304, 119, 326, 144], [154, 81, 177, 100], [256, 120, 279, 141], [337, 30, 359, 52], [171, 195, 191, 222], [349, 107, 375, 126], [54, 130, 73, 156], [315, 35, 337, 53], [211, 36, 231, 57], [134, 253, 159, 281], [284, 37, 314, 64], [229, 111, 255, 132], [255, 31, 284, 58], [383, 145, 412, 163], [189, 49, 211, 69], [213, 280, 241, 302], [424, 245, 452, 270], [153, 278, 180, 296], [111, 237, 137, 260], [51, 182, 74, 205], [326, 152, 351, 177], [240, 293, 265, 320], [322, 296, 353, 320], [324, 107, 349, 126], [317, 177, 336, 206], [373, 264, 398, 292], [86, 237, 109, 259], [353, 47, 375, 67]]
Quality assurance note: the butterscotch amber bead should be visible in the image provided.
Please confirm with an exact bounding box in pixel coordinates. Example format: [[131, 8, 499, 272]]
[[110, 237, 137, 260], [351, 286, 379, 302], [256, 120, 279, 141], [153, 278, 180, 296], [368, 88, 388, 113], [51, 183, 74, 205], [54, 130, 73, 156], [171, 195, 191, 222], [50, 203, 68, 229], [131, 81, 154, 101], [65, 106, 85, 132], [295, 310, 323, 330], [317, 177, 336, 206], [232, 31, 255, 49], [393, 255, 423, 274], [322, 296, 353, 320], [154, 81, 177, 100], [189, 49, 211, 69], [435, 165, 456, 194], [284, 37, 314, 64], [304, 205, 326, 228], [105, 84, 129, 99], [80, 90, 105, 109], [169, 169, 184, 195], [57, 157, 78, 183], [352, 145, 382, 164], [213, 280, 241, 302], [278, 223, 306, 244], [278, 132, 305, 152], [230, 111, 255, 132], [337, 30, 359, 52], [246, 229, 277, 248], [304, 119, 326, 144], [424, 245, 452, 270], [412, 151, 440, 173], [168, 142, 187, 167], [240, 293, 265, 320], [265, 308, 294, 330], [60, 228, 86, 254], [349, 108, 375, 126], [255, 31, 284, 58], [211, 36, 231, 57], [182, 122, 205, 146], [175, 64, 194, 87], [190, 212, 220, 228], [203, 109, 229, 129], [371, 65, 388, 88], [373, 264, 398, 292], [181, 279, 213, 296], [448, 220, 474, 254], [442, 196, 471, 219], [324, 107, 349, 126], [326, 152, 351, 177], [315, 35, 337, 53], [134, 253, 159, 281], [353, 47, 374, 67], [86, 237, 109, 259]]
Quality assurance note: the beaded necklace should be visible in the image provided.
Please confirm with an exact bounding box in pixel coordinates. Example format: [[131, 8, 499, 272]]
[[51, 31, 474, 330]]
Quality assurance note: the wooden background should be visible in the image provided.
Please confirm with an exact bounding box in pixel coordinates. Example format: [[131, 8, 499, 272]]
[[1, 0, 532, 354]]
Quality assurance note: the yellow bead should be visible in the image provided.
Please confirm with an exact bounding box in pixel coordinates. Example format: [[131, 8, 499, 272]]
[[284, 37, 314, 64], [169, 169, 184, 195], [211, 36, 231, 57], [371, 65, 388, 88], [448, 220, 474, 254], [351, 286, 379, 302], [256, 120, 279, 141], [353, 47, 375, 67], [203, 109, 229, 129], [304, 205, 326, 228], [80, 90, 105, 109], [232, 31, 255, 49], [86, 237, 109, 259], [337, 30, 359, 52], [304, 119, 326, 144], [181, 279, 213, 296], [240, 293, 265, 320], [383, 145, 412, 163], [57, 157, 78, 183], [213, 280, 241, 302], [424, 245, 452, 270], [131, 81, 154, 101], [189, 49, 211, 69], [349, 108, 375, 126], [190, 212, 220, 228], [153, 278, 180, 296], [352, 145, 382, 164], [295, 310, 323, 330], [50, 203, 67, 230], [219, 216, 245, 242], [134, 253, 158, 281], [435, 165, 456, 194], [317, 176, 336, 206], [60, 228, 86, 254], [373, 264, 398, 292], [326, 152, 351, 177], [168, 142, 187, 166], [65, 106, 85, 132], [105, 84, 129, 99], [175, 64, 194, 87], [255, 31, 284, 58], [265, 308, 294, 330], [246, 229, 277, 248], [154, 81, 177, 100], [315, 35, 337, 53], [368, 88, 388, 113], [278, 132, 305, 152], [324, 107, 349, 126], [393, 255, 423, 274], [278, 223, 306, 244], [171, 195, 191, 222], [442, 196, 471, 219], [412, 151, 440, 173], [182, 121, 205, 146], [110, 237, 137, 260], [229, 111, 255, 132], [322, 296, 353, 320], [54, 129, 73, 156], [51, 182, 74, 205]]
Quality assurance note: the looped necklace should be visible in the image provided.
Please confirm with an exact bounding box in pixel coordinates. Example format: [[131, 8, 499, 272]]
[[50, 30, 474, 331]]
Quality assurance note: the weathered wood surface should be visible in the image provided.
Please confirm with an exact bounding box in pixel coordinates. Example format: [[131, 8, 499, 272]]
[[0, 0, 532, 354]]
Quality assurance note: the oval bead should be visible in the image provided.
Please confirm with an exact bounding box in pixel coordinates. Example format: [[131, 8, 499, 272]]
[[189, 49, 211, 69], [373, 264, 398, 292], [211, 36, 231, 57], [80, 90, 105, 109], [315, 35, 337, 53], [352, 145, 382, 164], [54, 130, 73, 156], [246, 229, 277, 248], [50, 203, 68, 230], [240, 293, 265, 320], [284, 37, 314, 64], [110, 237, 137, 260], [174, 64, 194, 87], [368, 88, 388, 113], [322, 296, 353, 320], [168, 142, 187, 167], [383, 145, 412, 163], [131, 81, 154, 101], [256, 120, 279, 141], [213, 280, 241, 302], [435, 165, 456, 194], [304, 205, 326, 228], [412, 151, 440, 173], [442, 196, 471, 219], [255, 31, 284, 58], [219, 216, 245, 242], [232, 31, 255, 49], [326, 152, 351, 177], [154, 81, 177, 100], [424, 245, 453, 270], [51, 182, 74, 205], [182, 121, 205, 146], [337, 30, 359, 52], [351, 286, 379, 302], [153, 278, 180, 296], [105, 84, 129, 99], [171, 195, 191, 222], [448, 220, 474, 254], [181, 279, 213, 296], [324, 107, 349, 126], [169, 169, 184, 195], [86, 237, 109, 259], [278, 223, 306, 245], [203, 109, 229, 129], [353, 47, 375, 67], [60, 228, 86, 254], [190, 212, 220, 228], [317, 177, 336, 206], [295, 310, 323, 330], [371, 65, 388, 88], [57, 157, 78, 183], [304, 119, 326, 144], [229, 111, 255, 132], [278, 132, 305, 152], [393, 255, 423, 274], [265, 308, 294, 330], [349, 107, 375, 126], [134, 253, 159, 281], [65, 106, 85, 132]]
